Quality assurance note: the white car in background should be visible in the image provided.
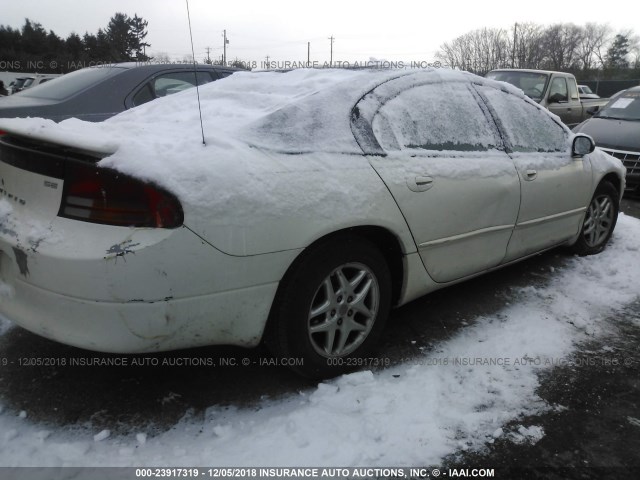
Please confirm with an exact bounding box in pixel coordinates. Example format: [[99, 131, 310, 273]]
[[9, 73, 61, 94], [0, 68, 625, 378], [578, 84, 600, 99]]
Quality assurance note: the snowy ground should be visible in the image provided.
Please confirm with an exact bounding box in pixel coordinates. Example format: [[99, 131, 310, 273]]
[[0, 214, 639, 468]]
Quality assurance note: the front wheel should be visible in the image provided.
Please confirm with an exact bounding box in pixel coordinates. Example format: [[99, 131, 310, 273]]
[[266, 236, 392, 379], [571, 181, 619, 255]]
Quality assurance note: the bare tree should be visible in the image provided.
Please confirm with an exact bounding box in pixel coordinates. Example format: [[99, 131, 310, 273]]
[[541, 23, 583, 70], [630, 35, 640, 68], [436, 27, 508, 74], [436, 21, 637, 76], [510, 22, 546, 69], [436, 35, 469, 71], [154, 52, 171, 63], [578, 23, 612, 70]]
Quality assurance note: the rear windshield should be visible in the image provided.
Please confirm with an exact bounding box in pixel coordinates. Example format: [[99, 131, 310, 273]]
[[18, 66, 128, 100], [596, 90, 640, 121], [486, 71, 550, 102]]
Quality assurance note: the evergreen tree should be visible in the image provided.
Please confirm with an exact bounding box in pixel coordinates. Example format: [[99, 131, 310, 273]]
[[82, 32, 98, 59], [129, 14, 150, 60], [65, 33, 84, 59], [95, 28, 114, 61], [64, 33, 85, 68], [0, 14, 151, 72], [606, 34, 630, 69], [106, 12, 133, 61], [21, 19, 48, 56], [0, 25, 21, 63]]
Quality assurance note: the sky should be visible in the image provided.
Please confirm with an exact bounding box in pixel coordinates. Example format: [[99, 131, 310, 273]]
[[1, 0, 637, 67]]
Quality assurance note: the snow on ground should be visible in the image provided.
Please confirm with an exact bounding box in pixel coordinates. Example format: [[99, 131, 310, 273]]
[[0, 312, 12, 334], [0, 214, 638, 467]]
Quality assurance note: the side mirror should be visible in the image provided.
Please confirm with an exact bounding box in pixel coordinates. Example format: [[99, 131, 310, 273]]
[[549, 93, 568, 103], [586, 106, 600, 116], [572, 134, 595, 157]]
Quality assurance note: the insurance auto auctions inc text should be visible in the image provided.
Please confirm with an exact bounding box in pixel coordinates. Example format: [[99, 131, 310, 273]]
[[198, 467, 496, 478]]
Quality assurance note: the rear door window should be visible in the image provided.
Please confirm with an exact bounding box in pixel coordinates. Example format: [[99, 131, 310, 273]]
[[371, 83, 502, 152]]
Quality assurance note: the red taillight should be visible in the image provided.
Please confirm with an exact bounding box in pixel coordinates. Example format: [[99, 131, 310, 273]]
[[58, 161, 183, 228]]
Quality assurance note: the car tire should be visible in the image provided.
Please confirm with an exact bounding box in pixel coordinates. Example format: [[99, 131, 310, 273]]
[[266, 235, 392, 379], [571, 181, 619, 256]]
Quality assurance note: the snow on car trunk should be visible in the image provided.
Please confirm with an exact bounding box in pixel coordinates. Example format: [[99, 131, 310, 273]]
[[0, 213, 638, 467]]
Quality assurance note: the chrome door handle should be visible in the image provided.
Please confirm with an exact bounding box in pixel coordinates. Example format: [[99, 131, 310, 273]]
[[524, 170, 538, 181]]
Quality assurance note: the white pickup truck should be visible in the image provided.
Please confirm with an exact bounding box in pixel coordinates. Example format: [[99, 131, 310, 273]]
[[486, 69, 609, 127]]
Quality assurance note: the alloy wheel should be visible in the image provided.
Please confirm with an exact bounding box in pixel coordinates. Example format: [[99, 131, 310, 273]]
[[307, 262, 380, 357], [583, 194, 614, 247]]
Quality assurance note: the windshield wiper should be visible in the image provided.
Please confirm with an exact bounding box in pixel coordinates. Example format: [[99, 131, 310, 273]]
[[595, 115, 627, 120]]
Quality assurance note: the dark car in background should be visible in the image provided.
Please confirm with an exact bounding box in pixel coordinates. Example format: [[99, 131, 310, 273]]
[[0, 63, 238, 122], [574, 86, 640, 196]]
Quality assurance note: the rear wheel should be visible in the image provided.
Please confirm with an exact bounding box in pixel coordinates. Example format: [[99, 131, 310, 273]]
[[266, 236, 392, 379], [571, 181, 619, 255]]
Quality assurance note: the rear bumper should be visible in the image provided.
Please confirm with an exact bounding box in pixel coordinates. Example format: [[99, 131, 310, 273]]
[[0, 218, 300, 352], [0, 268, 277, 352]]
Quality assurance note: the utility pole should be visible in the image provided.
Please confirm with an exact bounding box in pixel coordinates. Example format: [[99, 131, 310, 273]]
[[512, 22, 517, 68], [265, 55, 270, 68], [328, 35, 334, 67], [223, 30, 229, 65], [307, 42, 310, 67], [205, 46, 212, 64]]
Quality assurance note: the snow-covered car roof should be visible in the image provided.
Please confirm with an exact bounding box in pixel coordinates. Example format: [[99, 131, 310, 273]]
[[0, 68, 525, 155], [0, 68, 538, 211]]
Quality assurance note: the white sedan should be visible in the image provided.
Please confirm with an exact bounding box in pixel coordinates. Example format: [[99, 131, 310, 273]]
[[0, 68, 625, 378]]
